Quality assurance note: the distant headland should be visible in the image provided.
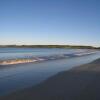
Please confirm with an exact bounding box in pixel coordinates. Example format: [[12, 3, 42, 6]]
[[0, 45, 99, 49]]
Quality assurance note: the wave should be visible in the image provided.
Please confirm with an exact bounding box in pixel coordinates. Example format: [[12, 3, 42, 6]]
[[0, 51, 97, 65]]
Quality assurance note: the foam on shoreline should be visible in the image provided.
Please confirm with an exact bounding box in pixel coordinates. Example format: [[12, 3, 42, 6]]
[[0, 51, 96, 65]]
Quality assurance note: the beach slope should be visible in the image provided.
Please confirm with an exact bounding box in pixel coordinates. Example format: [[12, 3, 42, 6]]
[[0, 58, 100, 100]]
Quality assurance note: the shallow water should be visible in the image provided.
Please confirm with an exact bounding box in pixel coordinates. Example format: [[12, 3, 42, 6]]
[[0, 48, 96, 65], [0, 48, 100, 96]]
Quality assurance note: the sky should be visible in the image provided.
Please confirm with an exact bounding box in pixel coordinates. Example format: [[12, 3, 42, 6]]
[[0, 0, 100, 47]]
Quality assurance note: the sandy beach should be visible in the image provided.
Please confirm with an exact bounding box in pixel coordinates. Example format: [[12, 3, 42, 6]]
[[0, 58, 100, 100]]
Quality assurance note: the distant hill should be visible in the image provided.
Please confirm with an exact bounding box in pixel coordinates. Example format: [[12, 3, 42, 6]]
[[0, 45, 99, 49]]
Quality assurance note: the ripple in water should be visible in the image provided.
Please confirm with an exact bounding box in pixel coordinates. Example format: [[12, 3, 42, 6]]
[[0, 50, 97, 65]]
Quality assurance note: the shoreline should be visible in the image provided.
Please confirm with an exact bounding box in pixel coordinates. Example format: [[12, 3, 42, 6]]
[[0, 58, 100, 100], [0, 45, 98, 49]]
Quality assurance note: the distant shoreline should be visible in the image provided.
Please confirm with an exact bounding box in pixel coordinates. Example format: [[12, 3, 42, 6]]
[[0, 45, 99, 49]]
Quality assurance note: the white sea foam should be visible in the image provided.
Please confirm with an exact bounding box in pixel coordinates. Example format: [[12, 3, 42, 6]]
[[0, 51, 97, 65]]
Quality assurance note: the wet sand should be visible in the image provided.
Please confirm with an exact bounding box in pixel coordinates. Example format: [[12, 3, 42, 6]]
[[0, 58, 100, 100]]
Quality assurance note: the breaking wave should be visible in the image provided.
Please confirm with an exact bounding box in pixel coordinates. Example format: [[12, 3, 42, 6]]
[[0, 51, 96, 65]]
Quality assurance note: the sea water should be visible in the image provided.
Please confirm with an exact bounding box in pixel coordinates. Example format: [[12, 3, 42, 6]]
[[0, 48, 100, 95]]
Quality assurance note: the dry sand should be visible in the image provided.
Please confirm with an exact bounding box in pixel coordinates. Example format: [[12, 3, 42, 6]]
[[0, 58, 100, 100]]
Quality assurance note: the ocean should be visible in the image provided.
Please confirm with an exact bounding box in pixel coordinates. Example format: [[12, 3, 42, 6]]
[[0, 48, 100, 95]]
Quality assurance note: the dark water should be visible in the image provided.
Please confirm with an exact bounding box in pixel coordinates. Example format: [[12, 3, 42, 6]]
[[0, 48, 100, 96]]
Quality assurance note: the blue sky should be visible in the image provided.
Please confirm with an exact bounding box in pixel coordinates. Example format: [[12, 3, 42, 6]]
[[0, 0, 100, 47]]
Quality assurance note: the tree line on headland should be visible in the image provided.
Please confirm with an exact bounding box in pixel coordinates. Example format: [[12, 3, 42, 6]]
[[0, 45, 99, 49]]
